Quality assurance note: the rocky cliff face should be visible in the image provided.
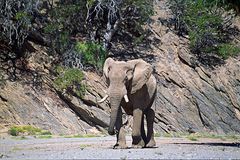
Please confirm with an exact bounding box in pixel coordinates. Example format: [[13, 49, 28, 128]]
[[153, 30, 240, 134], [149, 0, 240, 134], [0, 81, 97, 135], [0, 0, 240, 135]]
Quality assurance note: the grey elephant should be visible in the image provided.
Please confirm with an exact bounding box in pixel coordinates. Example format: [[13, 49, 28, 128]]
[[98, 57, 157, 149]]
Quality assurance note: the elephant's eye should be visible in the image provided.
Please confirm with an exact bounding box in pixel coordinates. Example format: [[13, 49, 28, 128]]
[[108, 67, 111, 73]]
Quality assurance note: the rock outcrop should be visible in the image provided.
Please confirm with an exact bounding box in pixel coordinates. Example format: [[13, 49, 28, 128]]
[[0, 81, 97, 135], [149, 0, 240, 134], [153, 31, 240, 134]]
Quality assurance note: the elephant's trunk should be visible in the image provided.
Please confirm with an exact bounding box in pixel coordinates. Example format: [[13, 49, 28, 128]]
[[108, 93, 123, 135]]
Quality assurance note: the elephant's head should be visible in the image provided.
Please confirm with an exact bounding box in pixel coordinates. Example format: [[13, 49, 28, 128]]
[[99, 57, 153, 135]]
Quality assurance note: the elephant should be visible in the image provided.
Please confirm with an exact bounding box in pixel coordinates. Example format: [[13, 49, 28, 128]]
[[98, 57, 157, 149]]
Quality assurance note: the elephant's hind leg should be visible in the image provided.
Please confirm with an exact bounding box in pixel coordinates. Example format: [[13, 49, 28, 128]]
[[141, 115, 147, 145], [146, 108, 156, 147]]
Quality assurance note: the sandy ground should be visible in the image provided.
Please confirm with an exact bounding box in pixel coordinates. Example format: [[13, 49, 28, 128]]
[[0, 136, 239, 159]]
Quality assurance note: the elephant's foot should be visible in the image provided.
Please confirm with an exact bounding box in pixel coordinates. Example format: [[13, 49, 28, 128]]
[[132, 144, 144, 149], [132, 136, 145, 149], [146, 139, 156, 148], [132, 141, 145, 148], [113, 143, 128, 149]]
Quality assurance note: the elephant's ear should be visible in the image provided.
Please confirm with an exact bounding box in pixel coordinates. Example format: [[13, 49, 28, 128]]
[[103, 57, 114, 85], [129, 59, 153, 94]]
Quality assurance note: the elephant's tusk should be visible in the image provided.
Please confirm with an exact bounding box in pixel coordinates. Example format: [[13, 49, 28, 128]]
[[124, 95, 129, 103], [97, 95, 109, 103]]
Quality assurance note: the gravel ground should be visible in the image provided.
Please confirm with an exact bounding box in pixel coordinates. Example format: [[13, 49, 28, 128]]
[[0, 136, 239, 159]]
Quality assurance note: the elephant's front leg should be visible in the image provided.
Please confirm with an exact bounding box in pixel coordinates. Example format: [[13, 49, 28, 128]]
[[146, 108, 156, 147], [132, 108, 145, 148], [114, 108, 127, 149]]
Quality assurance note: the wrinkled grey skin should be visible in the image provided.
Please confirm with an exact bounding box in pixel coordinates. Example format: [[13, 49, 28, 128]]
[[102, 58, 157, 149]]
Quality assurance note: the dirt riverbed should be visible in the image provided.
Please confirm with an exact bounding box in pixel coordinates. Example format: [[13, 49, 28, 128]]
[[0, 136, 239, 159]]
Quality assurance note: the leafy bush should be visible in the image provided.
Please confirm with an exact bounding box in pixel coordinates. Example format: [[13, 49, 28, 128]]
[[218, 44, 240, 59], [43, 1, 87, 53], [208, 0, 240, 12], [0, 0, 36, 48], [123, 0, 154, 24], [9, 125, 51, 136], [187, 134, 198, 141], [86, 0, 154, 50], [53, 66, 86, 97], [168, 0, 240, 60], [75, 42, 107, 70], [184, 1, 223, 52]]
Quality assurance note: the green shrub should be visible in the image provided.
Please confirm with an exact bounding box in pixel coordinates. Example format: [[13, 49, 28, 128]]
[[154, 132, 161, 137], [0, 0, 35, 48], [63, 134, 101, 138], [40, 130, 52, 135], [9, 127, 21, 136], [185, 132, 240, 140], [125, 0, 154, 24], [187, 134, 198, 141], [54, 66, 86, 97], [12, 136, 28, 140], [168, 0, 239, 60], [43, 1, 87, 52], [43, 23, 62, 34], [36, 135, 52, 139], [9, 125, 51, 136], [218, 44, 240, 59], [75, 42, 107, 70]]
